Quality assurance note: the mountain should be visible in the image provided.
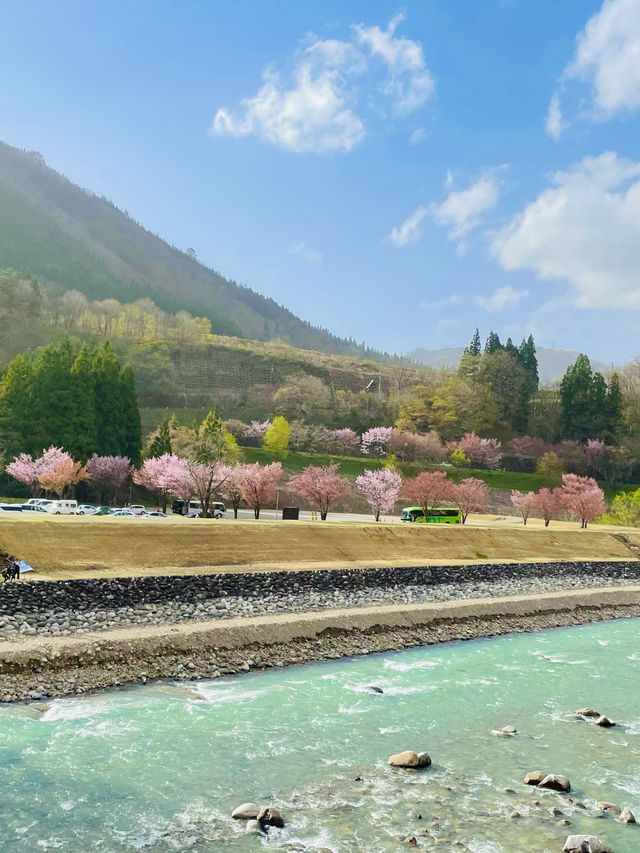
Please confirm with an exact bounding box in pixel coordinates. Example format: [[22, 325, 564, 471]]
[[407, 346, 612, 385], [0, 141, 381, 358]]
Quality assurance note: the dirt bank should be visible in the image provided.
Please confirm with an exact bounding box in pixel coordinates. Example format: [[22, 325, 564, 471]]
[[2, 585, 639, 703], [1, 517, 638, 580]]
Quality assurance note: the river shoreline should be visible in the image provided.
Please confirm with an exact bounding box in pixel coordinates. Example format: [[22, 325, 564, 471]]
[[1, 585, 639, 704]]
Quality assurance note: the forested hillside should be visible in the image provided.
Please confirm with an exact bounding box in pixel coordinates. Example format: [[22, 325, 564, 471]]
[[0, 141, 383, 358]]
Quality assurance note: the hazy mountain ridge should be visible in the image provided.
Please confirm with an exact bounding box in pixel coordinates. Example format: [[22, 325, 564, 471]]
[[0, 141, 384, 359], [408, 346, 612, 385]]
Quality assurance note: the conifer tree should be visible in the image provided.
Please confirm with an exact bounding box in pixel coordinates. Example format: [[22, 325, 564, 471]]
[[92, 342, 126, 456], [147, 416, 173, 458], [69, 343, 98, 461], [484, 331, 502, 353], [119, 365, 142, 464]]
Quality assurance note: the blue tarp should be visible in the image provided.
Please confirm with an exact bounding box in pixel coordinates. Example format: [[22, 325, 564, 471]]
[[18, 560, 34, 574]]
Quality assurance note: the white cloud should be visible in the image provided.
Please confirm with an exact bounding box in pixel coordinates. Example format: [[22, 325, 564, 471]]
[[212, 64, 364, 154], [287, 240, 323, 264], [388, 204, 429, 246], [547, 0, 640, 137], [432, 171, 501, 242], [211, 15, 434, 153], [409, 127, 427, 145], [420, 293, 462, 310], [354, 12, 435, 116], [492, 151, 640, 308], [475, 286, 529, 312], [388, 169, 502, 250]]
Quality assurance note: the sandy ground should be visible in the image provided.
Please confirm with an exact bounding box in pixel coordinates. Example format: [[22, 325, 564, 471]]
[[2, 585, 639, 702], [1, 515, 639, 580]]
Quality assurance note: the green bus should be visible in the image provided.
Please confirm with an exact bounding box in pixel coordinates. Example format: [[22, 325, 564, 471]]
[[400, 505, 462, 524]]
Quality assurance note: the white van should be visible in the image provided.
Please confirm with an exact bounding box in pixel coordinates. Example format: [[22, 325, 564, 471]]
[[45, 500, 78, 515]]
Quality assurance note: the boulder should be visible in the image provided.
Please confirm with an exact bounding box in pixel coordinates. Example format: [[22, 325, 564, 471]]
[[596, 801, 620, 815], [620, 807, 636, 824], [388, 751, 431, 769], [575, 708, 600, 717], [257, 806, 284, 829], [562, 835, 611, 853], [364, 685, 384, 694], [403, 838, 418, 847], [501, 725, 517, 734], [524, 771, 545, 786], [538, 774, 571, 793], [492, 729, 514, 737], [232, 803, 259, 820], [595, 716, 615, 728], [245, 820, 263, 834]]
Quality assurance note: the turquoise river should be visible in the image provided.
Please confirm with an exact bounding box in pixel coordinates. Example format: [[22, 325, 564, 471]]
[[1, 619, 639, 852]]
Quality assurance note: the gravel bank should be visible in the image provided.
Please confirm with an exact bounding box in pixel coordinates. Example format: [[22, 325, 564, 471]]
[[2, 561, 640, 640], [1, 586, 639, 703]]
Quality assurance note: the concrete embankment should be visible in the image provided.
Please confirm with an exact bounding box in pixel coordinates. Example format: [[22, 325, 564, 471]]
[[1, 586, 639, 703], [1, 517, 639, 579]]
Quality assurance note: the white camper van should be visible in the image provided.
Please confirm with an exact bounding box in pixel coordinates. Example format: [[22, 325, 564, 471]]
[[45, 500, 78, 515]]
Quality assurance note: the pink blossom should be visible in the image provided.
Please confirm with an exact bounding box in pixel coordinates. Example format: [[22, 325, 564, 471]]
[[510, 490, 536, 525], [402, 471, 455, 515], [240, 462, 283, 519], [289, 464, 350, 520], [361, 426, 393, 457], [5, 453, 39, 493], [451, 478, 489, 523], [243, 420, 271, 441], [531, 487, 563, 527], [134, 454, 192, 511], [219, 464, 248, 518], [86, 455, 133, 489], [355, 469, 402, 521], [510, 436, 551, 459], [559, 473, 606, 528], [450, 433, 503, 469], [329, 428, 360, 455]]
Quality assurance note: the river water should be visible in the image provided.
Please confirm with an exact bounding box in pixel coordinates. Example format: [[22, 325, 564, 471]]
[[1, 619, 639, 852]]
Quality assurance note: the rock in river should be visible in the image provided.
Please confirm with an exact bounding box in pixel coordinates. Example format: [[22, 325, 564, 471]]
[[257, 806, 284, 829], [232, 803, 259, 820], [620, 807, 636, 824], [596, 801, 620, 815], [538, 774, 571, 792], [524, 771, 545, 786], [562, 835, 611, 853], [245, 819, 263, 834], [595, 716, 615, 728], [388, 751, 431, 769], [575, 708, 600, 717]]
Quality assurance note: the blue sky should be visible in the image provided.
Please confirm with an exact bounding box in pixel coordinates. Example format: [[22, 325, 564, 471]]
[[3, 0, 640, 363]]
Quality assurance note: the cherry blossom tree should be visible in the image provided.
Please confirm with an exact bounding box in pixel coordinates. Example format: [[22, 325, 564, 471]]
[[510, 490, 536, 525], [86, 454, 133, 504], [289, 464, 350, 520], [328, 428, 360, 455], [219, 464, 248, 518], [133, 453, 191, 512], [531, 487, 563, 527], [5, 453, 39, 494], [402, 471, 455, 518], [451, 477, 489, 523], [559, 473, 606, 528], [450, 433, 503, 469], [585, 439, 607, 467], [37, 453, 89, 498], [355, 469, 402, 521], [510, 436, 551, 459], [243, 420, 271, 441], [361, 426, 392, 457], [185, 460, 229, 517], [240, 462, 283, 519]]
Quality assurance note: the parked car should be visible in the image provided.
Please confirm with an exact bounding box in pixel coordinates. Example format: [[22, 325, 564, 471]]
[[95, 506, 114, 515], [21, 504, 48, 513], [0, 503, 22, 512], [76, 504, 97, 515], [126, 504, 147, 516], [172, 499, 202, 515], [45, 500, 78, 515], [144, 511, 167, 518], [186, 501, 226, 519], [25, 498, 54, 507], [112, 509, 136, 517]]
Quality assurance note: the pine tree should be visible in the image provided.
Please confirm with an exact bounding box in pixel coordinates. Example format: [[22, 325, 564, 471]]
[[147, 417, 173, 458], [0, 351, 37, 456], [467, 328, 481, 357], [484, 331, 502, 353], [92, 342, 126, 456], [69, 343, 98, 460], [606, 372, 623, 439], [119, 365, 142, 464]]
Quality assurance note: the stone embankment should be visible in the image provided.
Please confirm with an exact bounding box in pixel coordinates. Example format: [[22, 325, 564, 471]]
[[2, 560, 640, 639], [1, 583, 639, 703]]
